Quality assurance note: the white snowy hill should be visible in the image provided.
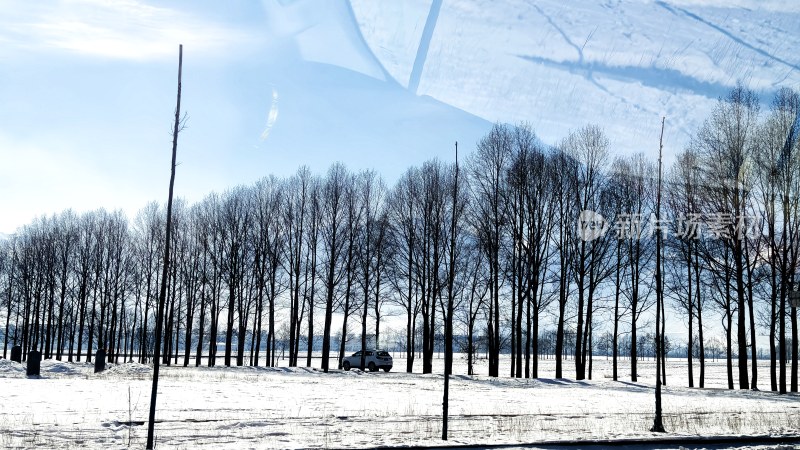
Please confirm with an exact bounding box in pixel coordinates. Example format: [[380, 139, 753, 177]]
[[263, 0, 800, 166]]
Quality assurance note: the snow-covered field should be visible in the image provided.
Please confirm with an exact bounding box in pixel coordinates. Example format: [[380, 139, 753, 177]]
[[2, 355, 799, 449]]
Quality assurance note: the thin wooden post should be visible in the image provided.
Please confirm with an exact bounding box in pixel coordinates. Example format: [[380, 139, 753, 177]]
[[652, 117, 666, 433], [147, 44, 183, 449]]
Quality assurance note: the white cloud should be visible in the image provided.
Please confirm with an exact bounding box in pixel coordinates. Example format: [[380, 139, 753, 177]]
[[260, 87, 279, 141], [1, 0, 249, 60]]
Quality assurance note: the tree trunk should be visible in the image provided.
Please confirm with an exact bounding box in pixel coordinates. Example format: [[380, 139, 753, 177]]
[[695, 244, 705, 388], [726, 310, 734, 389], [792, 306, 798, 392], [735, 248, 749, 389], [224, 276, 235, 366]]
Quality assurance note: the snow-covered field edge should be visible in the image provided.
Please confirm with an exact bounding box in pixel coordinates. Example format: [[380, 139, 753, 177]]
[[2, 356, 800, 449]]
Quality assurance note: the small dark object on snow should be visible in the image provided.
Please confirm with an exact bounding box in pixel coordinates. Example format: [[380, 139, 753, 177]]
[[10, 345, 21, 363], [26, 351, 41, 376], [95, 349, 106, 373]]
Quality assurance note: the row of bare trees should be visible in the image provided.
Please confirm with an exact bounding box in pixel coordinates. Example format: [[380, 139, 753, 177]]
[[663, 86, 800, 393], [1, 85, 798, 390]]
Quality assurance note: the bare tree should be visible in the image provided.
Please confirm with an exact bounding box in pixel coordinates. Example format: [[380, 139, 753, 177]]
[[754, 87, 800, 393], [665, 149, 706, 388], [252, 177, 286, 366], [1, 235, 16, 359], [216, 187, 251, 367], [304, 178, 322, 367], [553, 148, 578, 379], [356, 170, 386, 370], [320, 164, 349, 372], [694, 84, 760, 389], [563, 124, 611, 380], [469, 124, 512, 377], [284, 168, 311, 366], [610, 154, 656, 381], [338, 173, 362, 370], [503, 126, 557, 378], [387, 168, 422, 372], [419, 160, 450, 374]]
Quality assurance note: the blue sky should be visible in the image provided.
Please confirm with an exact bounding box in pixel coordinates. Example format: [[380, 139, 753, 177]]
[[2, 0, 798, 234], [0, 0, 489, 233], [0, 1, 264, 232]]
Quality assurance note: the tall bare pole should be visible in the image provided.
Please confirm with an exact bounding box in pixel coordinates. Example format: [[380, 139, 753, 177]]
[[651, 117, 666, 433], [147, 44, 183, 449], [443, 141, 458, 440]]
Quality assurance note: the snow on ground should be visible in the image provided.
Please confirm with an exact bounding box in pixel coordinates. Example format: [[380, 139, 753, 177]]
[[2, 355, 799, 449]]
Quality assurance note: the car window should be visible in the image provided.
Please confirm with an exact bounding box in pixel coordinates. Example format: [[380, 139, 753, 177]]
[[353, 351, 361, 356], [377, 351, 389, 357], [366, 351, 373, 356]]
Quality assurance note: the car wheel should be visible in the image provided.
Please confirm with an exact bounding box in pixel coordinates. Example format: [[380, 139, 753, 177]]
[[343, 361, 351, 371], [383, 367, 391, 372], [368, 362, 377, 372]]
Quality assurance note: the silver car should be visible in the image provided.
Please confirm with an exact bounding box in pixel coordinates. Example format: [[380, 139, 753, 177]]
[[342, 350, 393, 372]]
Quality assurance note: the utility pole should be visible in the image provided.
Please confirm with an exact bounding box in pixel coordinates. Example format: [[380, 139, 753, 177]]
[[443, 141, 458, 440], [651, 117, 666, 433], [147, 44, 183, 450]]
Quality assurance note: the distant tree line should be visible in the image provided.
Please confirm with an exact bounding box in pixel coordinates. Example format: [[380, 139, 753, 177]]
[[1, 85, 798, 392]]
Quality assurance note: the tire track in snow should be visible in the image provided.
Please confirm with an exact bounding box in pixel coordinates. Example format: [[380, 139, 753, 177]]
[[655, 1, 799, 73], [529, 4, 631, 109], [531, 3, 583, 63], [408, 0, 443, 94]]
